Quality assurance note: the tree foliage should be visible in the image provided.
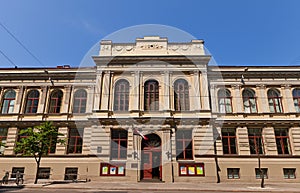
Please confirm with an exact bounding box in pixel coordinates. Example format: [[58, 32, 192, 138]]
[[15, 121, 65, 183]]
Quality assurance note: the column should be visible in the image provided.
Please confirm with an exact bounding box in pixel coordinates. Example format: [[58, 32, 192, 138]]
[[236, 126, 250, 155], [55, 127, 68, 155], [19, 87, 28, 114], [256, 85, 269, 113], [281, 85, 295, 113], [139, 72, 144, 111], [62, 85, 71, 113], [162, 129, 172, 183], [262, 127, 277, 155], [3, 127, 18, 155], [86, 86, 94, 113], [210, 85, 218, 113], [130, 71, 140, 111], [192, 70, 201, 111], [37, 87, 47, 114], [108, 72, 114, 111], [100, 71, 111, 111], [14, 86, 24, 114], [232, 85, 243, 113], [93, 69, 102, 111], [200, 70, 210, 110], [163, 71, 170, 111]]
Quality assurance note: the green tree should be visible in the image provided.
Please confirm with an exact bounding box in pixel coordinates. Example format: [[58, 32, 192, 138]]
[[15, 122, 65, 184]]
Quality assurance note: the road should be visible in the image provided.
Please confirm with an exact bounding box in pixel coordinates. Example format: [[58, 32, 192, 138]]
[[0, 188, 295, 193], [0, 188, 278, 193]]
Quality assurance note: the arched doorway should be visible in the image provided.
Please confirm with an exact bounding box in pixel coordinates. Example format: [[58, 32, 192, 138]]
[[141, 133, 162, 181]]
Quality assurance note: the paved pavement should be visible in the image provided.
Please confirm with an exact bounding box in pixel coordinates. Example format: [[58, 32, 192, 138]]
[[2, 181, 300, 192]]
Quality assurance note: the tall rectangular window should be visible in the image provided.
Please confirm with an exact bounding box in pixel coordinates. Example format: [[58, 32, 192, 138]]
[[222, 128, 237, 154], [0, 128, 8, 154], [218, 89, 232, 113], [48, 128, 58, 154], [176, 130, 193, 160], [144, 80, 159, 111], [248, 129, 263, 154], [274, 128, 290, 155], [67, 128, 83, 154], [110, 129, 128, 160]]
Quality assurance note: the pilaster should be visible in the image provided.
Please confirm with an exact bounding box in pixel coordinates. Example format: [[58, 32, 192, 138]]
[[37, 88, 47, 114], [3, 127, 18, 155], [14, 86, 24, 114], [93, 69, 102, 111], [55, 127, 68, 155], [232, 85, 243, 113], [131, 71, 140, 111], [289, 127, 300, 155], [191, 70, 201, 111], [262, 127, 277, 155], [86, 86, 94, 113], [281, 85, 295, 113], [256, 85, 269, 113], [200, 70, 210, 110], [62, 85, 72, 114], [236, 127, 250, 155], [100, 71, 111, 111]]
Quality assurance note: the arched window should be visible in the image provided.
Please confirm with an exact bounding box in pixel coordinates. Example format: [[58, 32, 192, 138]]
[[25, 90, 39, 113], [73, 89, 87, 113], [267, 89, 283, 113], [174, 79, 189, 111], [113, 80, 129, 111], [1, 89, 16, 114], [144, 80, 159, 111], [218, 89, 232, 113], [292, 88, 300, 112], [242, 89, 257, 113], [49, 90, 63, 113]]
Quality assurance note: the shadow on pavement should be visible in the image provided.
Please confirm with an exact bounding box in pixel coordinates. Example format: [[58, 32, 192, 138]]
[[0, 185, 24, 192]]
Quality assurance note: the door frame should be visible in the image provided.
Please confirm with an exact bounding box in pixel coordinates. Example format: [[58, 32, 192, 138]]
[[141, 134, 162, 181]]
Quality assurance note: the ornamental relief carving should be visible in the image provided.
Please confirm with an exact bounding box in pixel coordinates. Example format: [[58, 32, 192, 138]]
[[140, 44, 163, 50]]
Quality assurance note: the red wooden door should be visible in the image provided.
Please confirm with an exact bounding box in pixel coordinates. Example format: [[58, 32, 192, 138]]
[[143, 151, 152, 179]]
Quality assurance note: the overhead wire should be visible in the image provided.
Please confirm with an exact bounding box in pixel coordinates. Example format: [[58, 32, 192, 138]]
[[0, 21, 54, 86], [0, 49, 18, 68]]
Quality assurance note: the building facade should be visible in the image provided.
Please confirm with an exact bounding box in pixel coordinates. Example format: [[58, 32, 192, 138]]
[[0, 36, 300, 183]]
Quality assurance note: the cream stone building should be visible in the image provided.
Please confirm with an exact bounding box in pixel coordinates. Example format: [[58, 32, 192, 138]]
[[0, 36, 299, 183]]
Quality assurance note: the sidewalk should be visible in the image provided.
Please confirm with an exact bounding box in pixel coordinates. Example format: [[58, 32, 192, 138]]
[[20, 181, 300, 192]]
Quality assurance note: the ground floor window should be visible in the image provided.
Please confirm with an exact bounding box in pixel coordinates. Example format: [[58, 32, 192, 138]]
[[227, 168, 240, 179], [283, 168, 296, 179], [64, 168, 78, 180], [37, 167, 51, 179], [178, 163, 205, 176], [100, 163, 125, 176], [255, 168, 268, 179], [11, 167, 25, 179]]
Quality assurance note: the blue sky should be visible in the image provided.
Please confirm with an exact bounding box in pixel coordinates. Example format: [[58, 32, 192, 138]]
[[0, 0, 300, 68]]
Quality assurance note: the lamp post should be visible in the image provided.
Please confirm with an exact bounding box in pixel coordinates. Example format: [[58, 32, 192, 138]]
[[258, 151, 265, 188], [213, 127, 221, 183]]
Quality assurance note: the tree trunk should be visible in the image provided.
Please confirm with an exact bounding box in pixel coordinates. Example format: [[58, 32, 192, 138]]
[[34, 159, 40, 184]]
